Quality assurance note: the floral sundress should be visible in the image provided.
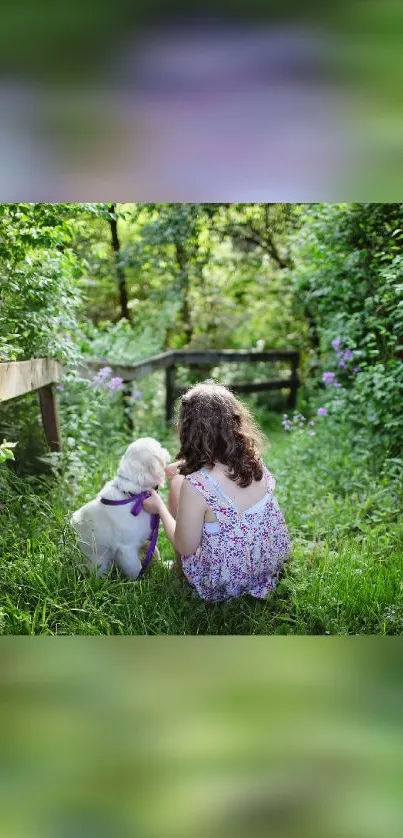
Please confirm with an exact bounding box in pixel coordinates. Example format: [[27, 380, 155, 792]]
[[181, 464, 291, 602]]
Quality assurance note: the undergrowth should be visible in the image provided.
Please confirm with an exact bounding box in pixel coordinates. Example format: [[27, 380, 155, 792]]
[[1, 406, 402, 635]]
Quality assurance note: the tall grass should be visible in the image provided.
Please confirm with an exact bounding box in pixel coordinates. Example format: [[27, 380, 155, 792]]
[[0, 412, 402, 635]]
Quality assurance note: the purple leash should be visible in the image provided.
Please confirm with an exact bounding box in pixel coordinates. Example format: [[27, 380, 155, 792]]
[[100, 490, 160, 577]]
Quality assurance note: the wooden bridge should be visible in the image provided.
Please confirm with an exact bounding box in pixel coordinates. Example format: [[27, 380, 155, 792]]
[[0, 350, 300, 450]]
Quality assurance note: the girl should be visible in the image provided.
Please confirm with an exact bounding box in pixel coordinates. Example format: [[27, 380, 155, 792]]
[[143, 382, 290, 601]]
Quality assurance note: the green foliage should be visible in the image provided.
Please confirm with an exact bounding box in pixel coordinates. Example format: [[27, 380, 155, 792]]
[[121, 203, 210, 346], [0, 203, 85, 363], [78, 317, 167, 364], [75, 203, 302, 351], [292, 203, 403, 458], [189, 203, 304, 350], [0, 440, 16, 463], [52, 364, 168, 486], [293, 203, 403, 359]]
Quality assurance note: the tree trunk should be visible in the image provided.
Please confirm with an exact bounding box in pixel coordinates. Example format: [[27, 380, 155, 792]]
[[305, 309, 320, 352], [108, 203, 133, 432], [175, 242, 192, 345], [108, 203, 131, 322]]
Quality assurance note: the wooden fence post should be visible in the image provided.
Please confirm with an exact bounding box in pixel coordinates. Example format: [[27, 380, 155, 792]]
[[122, 382, 134, 433], [38, 384, 62, 452], [287, 353, 300, 409], [165, 365, 176, 424]]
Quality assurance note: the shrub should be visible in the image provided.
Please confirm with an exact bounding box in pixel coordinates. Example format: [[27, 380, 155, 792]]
[[292, 203, 403, 462]]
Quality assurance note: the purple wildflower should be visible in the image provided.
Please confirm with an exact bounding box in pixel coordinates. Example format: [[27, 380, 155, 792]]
[[98, 366, 112, 380], [343, 348, 354, 361], [131, 389, 143, 401], [56, 384, 64, 392], [107, 377, 124, 390], [317, 407, 328, 417], [91, 366, 113, 388], [323, 371, 336, 386], [338, 359, 346, 368], [353, 366, 360, 374], [334, 381, 342, 388], [331, 337, 341, 351]]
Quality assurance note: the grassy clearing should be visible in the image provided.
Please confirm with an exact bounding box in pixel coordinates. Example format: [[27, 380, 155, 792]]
[[0, 413, 402, 635]]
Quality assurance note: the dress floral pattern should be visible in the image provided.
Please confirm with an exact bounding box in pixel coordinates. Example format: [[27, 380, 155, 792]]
[[181, 464, 291, 601]]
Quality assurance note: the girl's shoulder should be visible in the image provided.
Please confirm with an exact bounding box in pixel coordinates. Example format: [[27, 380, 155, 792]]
[[182, 470, 213, 505]]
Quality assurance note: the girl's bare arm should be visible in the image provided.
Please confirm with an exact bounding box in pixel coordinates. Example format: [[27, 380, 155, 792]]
[[144, 481, 205, 555], [165, 460, 185, 479]]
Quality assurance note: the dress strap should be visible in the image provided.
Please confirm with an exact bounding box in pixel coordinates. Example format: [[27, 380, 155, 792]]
[[262, 464, 276, 493], [199, 468, 236, 508], [185, 471, 233, 517]]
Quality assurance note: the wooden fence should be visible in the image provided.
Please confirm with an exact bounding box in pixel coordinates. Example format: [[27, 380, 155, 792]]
[[83, 349, 300, 423], [0, 359, 62, 451], [1, 350, 300, 451]]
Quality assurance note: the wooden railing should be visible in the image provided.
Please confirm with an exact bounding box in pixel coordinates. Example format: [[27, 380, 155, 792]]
[[1, 350, 300, 451], [83, 349, 300, 423], [0, 359, 62, 451]]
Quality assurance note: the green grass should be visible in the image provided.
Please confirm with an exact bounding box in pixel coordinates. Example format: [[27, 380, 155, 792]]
[[1, 413, 402, 635]]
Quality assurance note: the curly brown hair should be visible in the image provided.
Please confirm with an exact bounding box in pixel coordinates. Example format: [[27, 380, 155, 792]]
[[176, 382, 266, 487]]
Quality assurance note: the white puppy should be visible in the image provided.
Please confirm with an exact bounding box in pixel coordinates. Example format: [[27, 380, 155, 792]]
[[71, 437, 170, 578]]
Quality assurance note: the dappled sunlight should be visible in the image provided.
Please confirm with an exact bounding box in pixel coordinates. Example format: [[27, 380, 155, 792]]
[[0, 202, 402, 634]]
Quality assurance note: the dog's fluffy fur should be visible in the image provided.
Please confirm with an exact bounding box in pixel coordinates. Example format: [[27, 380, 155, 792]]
[[71, 437, 170, 578]]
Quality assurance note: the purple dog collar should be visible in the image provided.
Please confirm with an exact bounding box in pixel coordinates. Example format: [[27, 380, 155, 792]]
[[100, 491, 159, 576]]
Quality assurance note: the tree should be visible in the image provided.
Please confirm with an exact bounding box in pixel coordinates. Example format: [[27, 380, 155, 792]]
[[0, 203, 84, 363], [108, 204, 131, 322], [205, 203, 298, 268], [123, 204, 210, 348]]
